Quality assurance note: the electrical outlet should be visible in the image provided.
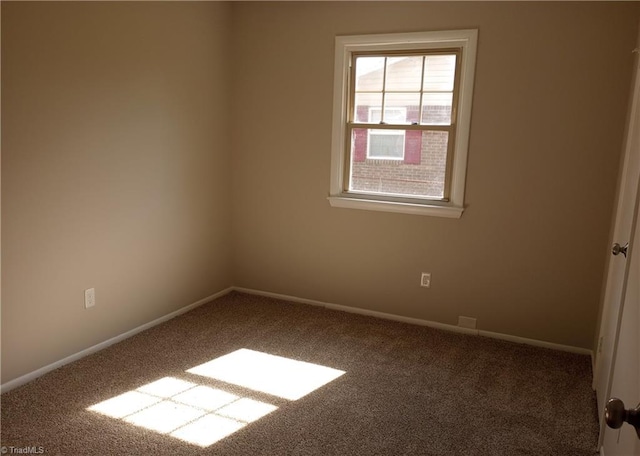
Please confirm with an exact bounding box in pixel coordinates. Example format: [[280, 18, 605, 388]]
[[458, 316, 477, 329], [84, 288, 96, 309], [420, 272, 431, 288]]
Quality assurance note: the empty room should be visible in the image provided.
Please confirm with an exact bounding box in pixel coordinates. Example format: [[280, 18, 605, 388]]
[[2, 1, 640, 455]]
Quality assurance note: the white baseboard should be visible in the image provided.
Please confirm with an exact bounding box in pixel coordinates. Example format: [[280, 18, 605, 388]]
[[233, 287, 593, 356], [0, 287, 234, 394], [2, 285, 593, 394], [232, 286, 479, 336], [476, 329, 592, 355]]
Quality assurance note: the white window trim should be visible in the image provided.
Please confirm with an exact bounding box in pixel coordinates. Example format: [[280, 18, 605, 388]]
[[328, 29, 478, 218], [367, 107, 406, 160]]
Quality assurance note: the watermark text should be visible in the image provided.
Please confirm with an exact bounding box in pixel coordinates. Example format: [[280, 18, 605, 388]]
[[1, 447, 45, 454]]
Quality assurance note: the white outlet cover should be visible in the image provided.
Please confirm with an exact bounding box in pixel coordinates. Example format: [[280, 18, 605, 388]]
[[420, 273, 431, 288], [85, 288, 96, 309]]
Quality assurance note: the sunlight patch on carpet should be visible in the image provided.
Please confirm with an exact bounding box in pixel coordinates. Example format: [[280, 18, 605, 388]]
[[187, 348, 346, 400], [88, 376, 275, 447], [87, 390, 162, 419], [171, 414, 246, 447], [88, 350, 345, 447]]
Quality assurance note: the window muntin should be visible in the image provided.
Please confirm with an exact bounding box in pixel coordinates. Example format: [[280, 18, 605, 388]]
[[347, 50, 460, 201], [329, 30, 478, 218]]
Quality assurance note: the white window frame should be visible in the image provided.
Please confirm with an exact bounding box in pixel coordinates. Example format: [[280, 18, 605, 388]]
[[329, 29, 478, 218], [367, 107, 406, 160]]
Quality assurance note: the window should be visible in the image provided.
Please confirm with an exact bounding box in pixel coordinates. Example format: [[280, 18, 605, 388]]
[[368, 107, 406, 159], [329, 30, 478, 218]]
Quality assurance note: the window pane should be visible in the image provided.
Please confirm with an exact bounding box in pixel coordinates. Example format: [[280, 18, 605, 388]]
[[354, 93, 382, 123], [421, 93, 453, 125], [383, 93, 420, 124], [423, 55, 456, 91], [355, 56, 385, 92], [369, 106, 406, 124], [350, 129, 448, 199], [368, 131, 405, 159], [385, 56, 423, 92]]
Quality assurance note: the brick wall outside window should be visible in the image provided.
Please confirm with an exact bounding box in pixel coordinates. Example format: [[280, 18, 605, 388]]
[[351, 105, 451, 198]]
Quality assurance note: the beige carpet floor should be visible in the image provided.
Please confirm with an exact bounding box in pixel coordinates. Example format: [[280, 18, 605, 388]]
[[1, 292, 599, 455]]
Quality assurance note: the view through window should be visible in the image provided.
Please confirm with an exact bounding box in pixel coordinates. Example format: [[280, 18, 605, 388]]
[[350, 53, 458, 200]]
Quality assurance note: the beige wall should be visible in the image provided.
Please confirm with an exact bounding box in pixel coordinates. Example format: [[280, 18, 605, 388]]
[[230, 1, 640, 349], [1, 2, 233, 383], [2, 1, 639, 386]]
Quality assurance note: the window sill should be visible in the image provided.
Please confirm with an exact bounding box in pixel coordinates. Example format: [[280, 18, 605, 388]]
[[327, 195, 464, 218]]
